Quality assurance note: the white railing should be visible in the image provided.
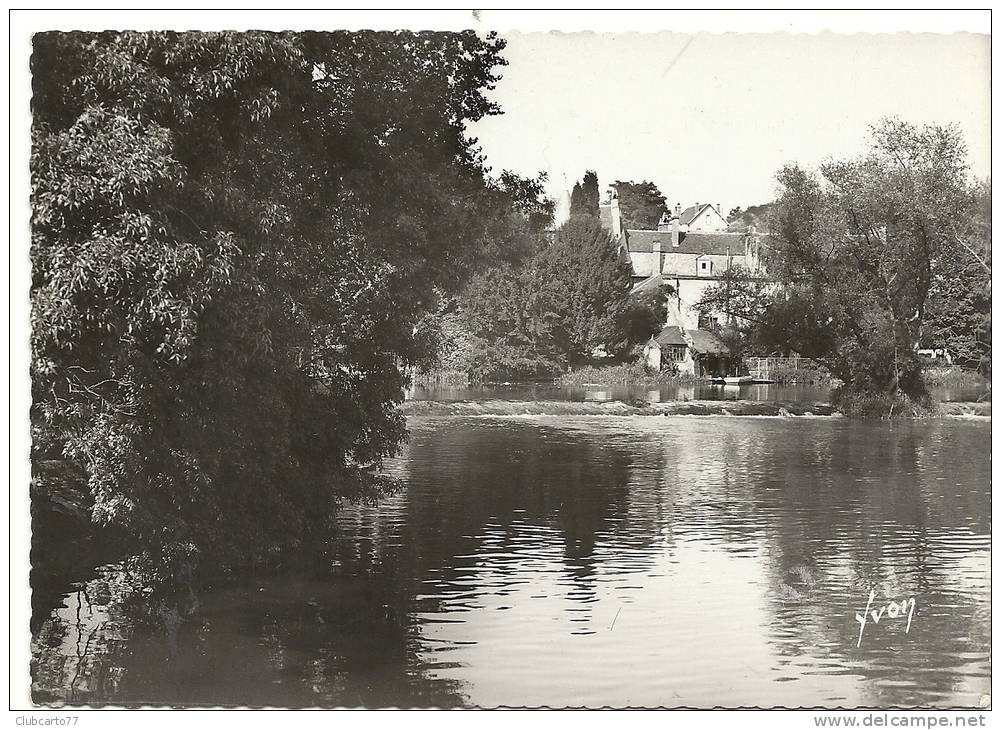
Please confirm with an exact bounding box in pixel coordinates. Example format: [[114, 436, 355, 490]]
[[747, 356, 817, 379]]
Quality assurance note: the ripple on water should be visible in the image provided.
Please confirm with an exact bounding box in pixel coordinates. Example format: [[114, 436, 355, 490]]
[[31, 417, 990, 708]]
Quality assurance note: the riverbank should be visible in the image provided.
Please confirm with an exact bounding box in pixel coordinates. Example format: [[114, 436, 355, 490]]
[[554, 363, 985, 390], [402, 399, 990, 418], [558, 363, 700, 386], [939, 401, 993, 418], [558, 360, 837, 387], [403, 399, 838, 417], [922, 366, 989, 390]]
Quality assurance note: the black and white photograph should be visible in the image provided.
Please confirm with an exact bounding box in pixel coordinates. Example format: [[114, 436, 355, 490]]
[[10, 9, 993, 716]]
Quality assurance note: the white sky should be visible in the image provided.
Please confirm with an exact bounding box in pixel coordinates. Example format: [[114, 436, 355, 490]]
[[469, 31, 991, 212]]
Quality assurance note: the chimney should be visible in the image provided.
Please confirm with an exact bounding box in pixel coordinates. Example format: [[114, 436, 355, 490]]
[[598, 186, 623, 238], [610, 195, 622, 238], [657, 212, 671, 232], [671, 203, 681, 248], [608, 185, 622, 238]]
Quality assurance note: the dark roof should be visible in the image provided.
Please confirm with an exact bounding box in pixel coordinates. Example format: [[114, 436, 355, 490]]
[[687, 329, 728, 355], [625, 230, 746, 256], [679, 204, 707, 225], [679, 203, 727, 225], [655, 325, 687, 347]]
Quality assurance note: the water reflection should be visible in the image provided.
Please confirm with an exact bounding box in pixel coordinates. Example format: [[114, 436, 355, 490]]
[[32, 418, 990, 708]]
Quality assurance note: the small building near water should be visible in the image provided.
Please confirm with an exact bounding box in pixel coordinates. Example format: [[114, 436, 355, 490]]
[[652, 325, 732, 377], [685, 328, 731, 377]]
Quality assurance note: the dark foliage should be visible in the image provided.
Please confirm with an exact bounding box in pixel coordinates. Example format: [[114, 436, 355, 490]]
[[537, 215, 637, 361], [459, 215, 645, 380], [727, 202, 774, 232], [697, 119, 986, 413], [614, 180, 668, 230], [569, 170, 600, 218], [615, 285, 674, 353], [922, 180, 991, 373], [30, 30, 518, 582]]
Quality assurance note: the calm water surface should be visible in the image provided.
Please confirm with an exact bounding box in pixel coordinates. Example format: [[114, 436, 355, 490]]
[[32, 416, 990, 707]]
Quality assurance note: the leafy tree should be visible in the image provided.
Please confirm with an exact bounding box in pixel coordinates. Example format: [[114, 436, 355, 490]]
[[581, 170, 601, 215], [464, 171, 554, 269], [459, 214, 642, 379], [458, 264, 567, 381], [614, 285, 674, 353], [495, 170, 556, 240], [536, 215, 636, 363], [698, 119, 984, 411], [614, 180, 668, 230], [412, 309, 478, 383], [30, 30, 514, 582], [922, 179, 991, 373], [569, 170, 600, 217], [569, 181, 585, 218], [726, 203, 774, 232], [693, 266, 772, 357], [418, 170, 555, 381]]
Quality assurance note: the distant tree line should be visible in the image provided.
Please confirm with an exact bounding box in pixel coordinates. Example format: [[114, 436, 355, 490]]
[[726, 203, 774, 232]]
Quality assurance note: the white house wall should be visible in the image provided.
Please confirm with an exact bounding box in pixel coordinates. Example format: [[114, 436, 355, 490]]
[[687, 207, 728, 232], [661, 253, 740, 276], [630, 251, 748, 278], [663, 278, 723, 330]]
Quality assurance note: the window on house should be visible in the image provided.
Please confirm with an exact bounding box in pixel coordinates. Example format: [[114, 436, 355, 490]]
[[665, 345, 686, 362]]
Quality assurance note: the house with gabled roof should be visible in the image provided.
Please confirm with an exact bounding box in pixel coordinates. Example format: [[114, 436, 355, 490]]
[[640, 324, 734, 376], [599, 187, 764, 332], [674, 202, 728, 232]]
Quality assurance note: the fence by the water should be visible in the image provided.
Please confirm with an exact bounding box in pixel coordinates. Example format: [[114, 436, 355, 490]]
[[747, 356, 831, 383]]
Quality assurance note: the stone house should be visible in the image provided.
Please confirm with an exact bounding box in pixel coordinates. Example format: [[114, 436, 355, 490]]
[[650, 325, 731, 377], [599, 188, 764, 331], [600, 187, 762, 376]]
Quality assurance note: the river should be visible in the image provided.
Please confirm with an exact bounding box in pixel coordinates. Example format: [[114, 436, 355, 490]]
[[31, 409, 990, 708]]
